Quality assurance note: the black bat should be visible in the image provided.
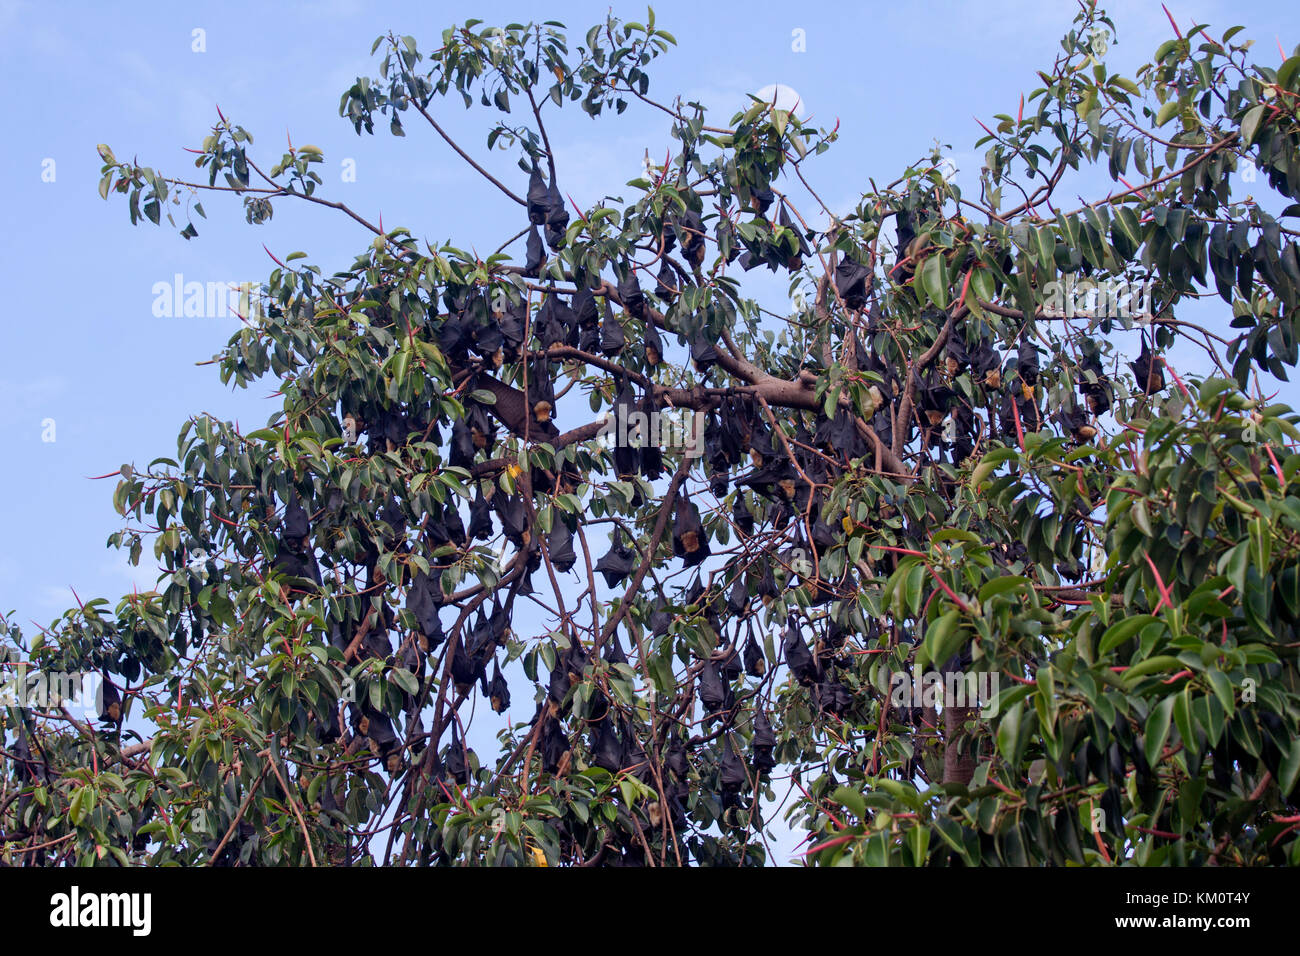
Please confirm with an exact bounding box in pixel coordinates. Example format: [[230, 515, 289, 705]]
[[1057, 402, 1097, 443], [719, 734, 749, 791], [407, 569, 445, 649], [971, 339, 1002, 389], [743, 633, 766, 677], [945, 333, 973, 380], [689, 328, 720, 373], [677, 208, 706, 268], [528, 358, 557, 425], [497, 297, 526, 362], [777, 206, 811, 271], [487, 659, 511, 714], [672, 495, 711, 567], [282, 487, 311, 540], [783, 616, 821, 685], [726, 579, 748, 616], [618, 265, 646, 320], [526, 164, 549, 225], [654, 260, 678, 302], [1017, 337, 1041, 394], [697, 659, 733, 720], [449, 418, 476, 468], [888, 209, 918, 283], [640, 391, 664, 479], [544, 174, 569, 250], [547, 519, 577, 572], [467, 402, 495, 453], [445, 723, 474, 785], [579, 322, 600, 354], [649, 596, 672, 637], [718, 641, 742, 681], [534, 291, 567, 349], [643, 318, 665, 368], [591, 717, 624, 772], [604, 635, 629, 667], [1129, 341, 1165, 395], [467, 491, 494, 541], [523, 225, 544, 276], [815, 678, 852, 716], [573, 283, 599, 328], [594, 534, 636, 588], [834, 254, 870, 310], [1079, 345, 1112, 415], [600, 299, 626, 355], [97, 671, 122, 724], [732, 495, 755, 535], [496, 495, 530, 548], [751, 709, 777, 771]]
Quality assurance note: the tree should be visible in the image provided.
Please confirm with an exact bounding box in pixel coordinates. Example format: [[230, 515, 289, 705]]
[[4, 3, 1300, 867]]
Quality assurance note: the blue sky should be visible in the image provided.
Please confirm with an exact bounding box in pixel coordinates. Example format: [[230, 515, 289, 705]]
[[4, 0, 1297, 622], [3, 0, 1299, 862]]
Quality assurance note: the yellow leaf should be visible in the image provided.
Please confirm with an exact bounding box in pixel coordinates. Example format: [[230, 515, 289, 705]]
[[530, 845, 548, 867]]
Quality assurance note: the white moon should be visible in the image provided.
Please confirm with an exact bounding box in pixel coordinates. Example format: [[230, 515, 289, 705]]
[[754, 83, 806, 116]]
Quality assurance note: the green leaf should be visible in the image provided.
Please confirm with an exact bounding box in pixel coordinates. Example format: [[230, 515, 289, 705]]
[[1131, 499, 1153, 537], [919, 254, 949, 309], [1122, 655, 1183, 682], [1034, 226, 1056, 272], [997, 700, 1025, 767], [1206, 669, 1235, 716], [1279, 56, 1300, 91], [1112, 206, 1142, 259], [1240, 104, 1266, 147], [833, 786, 867, 821], [1280, 739, 1300, 801], [977, 576, 1029, 602], [1098, 614, 1158, 656], [69, 786, 90, 826], [1145, 697, 1174, 767], [923, 609, 965, 669], [1173, 688, 1195, 752], [906, 822, 930, 864]]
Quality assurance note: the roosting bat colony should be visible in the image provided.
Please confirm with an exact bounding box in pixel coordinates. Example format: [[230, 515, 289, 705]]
[[7, 5, 1300, 867]]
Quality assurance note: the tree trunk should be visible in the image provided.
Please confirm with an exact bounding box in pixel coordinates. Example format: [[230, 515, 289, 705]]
[[942, 706, 978, 785]]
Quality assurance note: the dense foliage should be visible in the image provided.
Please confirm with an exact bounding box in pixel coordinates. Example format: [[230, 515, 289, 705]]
[[5, 4, 1300, 866]]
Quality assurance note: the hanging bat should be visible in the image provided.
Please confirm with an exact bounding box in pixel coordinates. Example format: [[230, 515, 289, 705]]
[[1129, 341, 1165, 395], [547, 520, 577, 572], [834, 254, 870, 311], [751, 709, 777, 771], [618, 265, 646, 320], [783, 616, 821, 685], [672, 495, 711, 567], [523, 225, 544, 276], [600, 300, 626, 355], [594, 535, 636, 588], [487, 659, 510, 714]]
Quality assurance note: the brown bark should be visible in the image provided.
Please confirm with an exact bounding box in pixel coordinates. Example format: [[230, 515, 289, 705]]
[[942, 705, 978, 785]]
